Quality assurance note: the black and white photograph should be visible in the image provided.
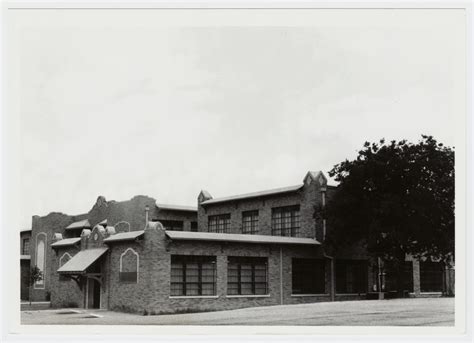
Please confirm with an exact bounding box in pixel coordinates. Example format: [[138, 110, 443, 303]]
[[1, 1, 471, 340]]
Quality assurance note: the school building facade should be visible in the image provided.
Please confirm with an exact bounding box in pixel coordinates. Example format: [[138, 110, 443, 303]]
[[20, 171, 454, 313]]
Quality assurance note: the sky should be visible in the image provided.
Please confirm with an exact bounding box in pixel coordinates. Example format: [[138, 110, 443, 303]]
[[8, 9, 466, 230]]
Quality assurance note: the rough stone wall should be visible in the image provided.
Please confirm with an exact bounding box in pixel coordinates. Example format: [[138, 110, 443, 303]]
[[103, 225, 334, 314], [49, 245, 83, 308], [30, 213, 72, 301], [28, 194, 192, 302], [107, 225, 166, 313], [197, 175, 326, 239]]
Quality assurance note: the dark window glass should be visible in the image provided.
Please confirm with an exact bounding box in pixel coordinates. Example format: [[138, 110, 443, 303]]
[[191, 221, 198, 232], [160, 220, 184, 231], [384, 261, 414, 293], [119, 272, 137, 283], [227, 257, 268, 295], [292, 258, 326, 294], [208, 214, 231, 233], [242, 210, 259, 234], [336, 260, 368, 294], [420, 261, 444, 292], [271, 205, 300, 237], [170, 255, 216, 296], [22, 238, 30, 255]]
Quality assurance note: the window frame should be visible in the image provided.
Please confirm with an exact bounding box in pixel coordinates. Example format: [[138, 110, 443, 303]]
[[242, 210, 259, 234], [291, 258, 326, 294], [22, 238, 30, 255], [208, 214, 231, 233], [160, 220, 184, 231], [271, 205, 300, 237], [170, 255, 217, 297], [420, 261, 444, 293], [227, 256, 268, 295], [335, 259, 368, 294]]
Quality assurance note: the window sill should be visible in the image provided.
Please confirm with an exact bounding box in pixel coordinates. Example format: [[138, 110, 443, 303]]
[[291, 294, 330, 297], [225, 294, 271, 298], [335, 293, 367, 296], [169, 295, 219, 299], [418, 292, 443, 295]]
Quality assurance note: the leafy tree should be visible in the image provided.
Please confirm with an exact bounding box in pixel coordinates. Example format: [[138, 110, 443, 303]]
[[28, 265, 43, 305], [325, 135, 454, 294]]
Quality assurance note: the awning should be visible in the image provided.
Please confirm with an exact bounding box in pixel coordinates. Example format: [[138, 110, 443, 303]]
[[51, 237, 81, 248], [66, 219, 91, 230], [103, 230, 144, 243], [165, 230, 321, 246], [57, 248, 108, 274]]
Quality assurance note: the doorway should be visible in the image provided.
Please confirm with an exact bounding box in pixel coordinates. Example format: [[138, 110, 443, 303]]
[[87, 278, 101, 309]]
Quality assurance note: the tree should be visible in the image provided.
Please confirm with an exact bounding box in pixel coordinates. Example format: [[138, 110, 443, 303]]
[[29, 265, 43, 305], [325, 135, 454, 294]]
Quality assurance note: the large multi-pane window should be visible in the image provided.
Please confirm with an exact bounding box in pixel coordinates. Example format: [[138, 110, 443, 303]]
[[292, 258, 326, 294], [384, 261, 414, 293], [242, 210, 259, 234], [22, 238, 30, 255], [271, 205, 300, 237], [336, 260, 368, 294], [170, 255, 216, 296], [227, 257, 268, 295], [420, 261, 444, 292], [208, 214, 231, 233], [160, 220, 184, 231]]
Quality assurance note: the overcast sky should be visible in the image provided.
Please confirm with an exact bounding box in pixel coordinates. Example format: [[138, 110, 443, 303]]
[[9, 9, 465, 229]]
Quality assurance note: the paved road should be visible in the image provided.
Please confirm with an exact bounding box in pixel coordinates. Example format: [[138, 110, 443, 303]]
[[21, 297, 454, 326]]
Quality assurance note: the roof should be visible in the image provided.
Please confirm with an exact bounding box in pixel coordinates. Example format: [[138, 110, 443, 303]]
[[165, 230, 321, 246], [201, 184, 304, 205], [66, 219, 91, 230], [103, 230, 145, 243], [20, 255, 31, 260], [156, 203, 197, 212], [57, 248, 108, 274], [51, 237, 81, 248]]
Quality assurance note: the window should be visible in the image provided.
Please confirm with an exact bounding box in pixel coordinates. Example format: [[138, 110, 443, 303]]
[[160, 220, 184, 231], [242, 210, 259, 234], [420, 261, 444, 292], [119, 248, 139, 283], [170, 255, 216, 296], [227, 257, 267, 295], [208, 214, 231, 233], [384, 261, 414, 293], [271, 205, 300, 237], [292, 258, 326, 294], [336, 260, 368, 294], [191, 221, 198, 232], [22, 238, 30, 255]]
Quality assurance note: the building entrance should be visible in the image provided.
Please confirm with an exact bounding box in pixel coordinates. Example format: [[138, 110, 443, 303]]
[[87, 278, 101, 309]]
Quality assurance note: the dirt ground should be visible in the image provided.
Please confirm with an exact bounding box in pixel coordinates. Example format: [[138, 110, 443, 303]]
[[21, 297, 454, 326]]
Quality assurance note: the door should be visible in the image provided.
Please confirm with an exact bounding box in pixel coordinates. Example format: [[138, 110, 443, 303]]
[[87, 278, 101, 309]]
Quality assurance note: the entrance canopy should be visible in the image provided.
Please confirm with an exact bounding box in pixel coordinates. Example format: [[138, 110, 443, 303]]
[[57, 248, 108, 274]]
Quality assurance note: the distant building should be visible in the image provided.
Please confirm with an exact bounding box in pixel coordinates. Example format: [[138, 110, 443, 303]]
[[21, 171, 454, 312]]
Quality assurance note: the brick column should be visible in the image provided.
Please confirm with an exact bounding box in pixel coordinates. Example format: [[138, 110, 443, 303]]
[[412, 260, 421, 295]]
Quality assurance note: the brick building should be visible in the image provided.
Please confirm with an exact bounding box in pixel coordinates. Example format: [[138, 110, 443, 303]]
[[20, 171, 454, 312]]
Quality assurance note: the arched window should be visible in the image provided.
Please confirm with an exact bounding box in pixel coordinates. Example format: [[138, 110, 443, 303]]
[[119, 248, 139, 283], [34, 233, 47, 289], [59, 252, 72, 267], [114, 221, 131, 233]]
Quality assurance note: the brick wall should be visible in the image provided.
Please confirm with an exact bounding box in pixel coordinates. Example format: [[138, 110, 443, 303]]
[[197, 172, 326, 239]]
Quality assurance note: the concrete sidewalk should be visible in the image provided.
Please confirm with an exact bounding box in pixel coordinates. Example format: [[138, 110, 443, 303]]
[[21, 297, 454, 326]]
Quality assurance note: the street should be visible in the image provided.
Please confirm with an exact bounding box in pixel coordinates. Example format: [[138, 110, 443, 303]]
[[21, 297, 454, 326]]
